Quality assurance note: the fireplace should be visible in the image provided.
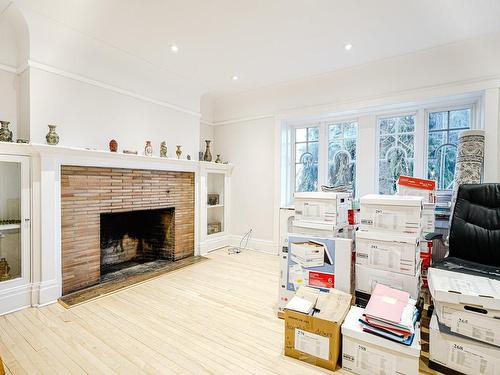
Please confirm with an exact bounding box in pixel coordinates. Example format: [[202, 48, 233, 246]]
[[61, 166, 195, 295], [100, 208, 175, 282]]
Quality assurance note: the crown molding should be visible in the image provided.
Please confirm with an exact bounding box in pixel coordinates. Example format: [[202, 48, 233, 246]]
[[26, 60, 201, 118], [0, 63, 17, 74]]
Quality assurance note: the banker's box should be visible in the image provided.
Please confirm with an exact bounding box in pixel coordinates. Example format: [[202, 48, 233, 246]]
[[359, 194, 423, 235], [284, 288, 351, 371], [355, 230, 420, 275]]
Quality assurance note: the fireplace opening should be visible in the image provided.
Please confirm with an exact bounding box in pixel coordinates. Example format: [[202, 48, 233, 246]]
[[100, 207, 175, 283]]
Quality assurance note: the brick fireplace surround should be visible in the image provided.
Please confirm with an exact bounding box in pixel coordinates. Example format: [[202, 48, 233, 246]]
[[61, 166, 195, 295]]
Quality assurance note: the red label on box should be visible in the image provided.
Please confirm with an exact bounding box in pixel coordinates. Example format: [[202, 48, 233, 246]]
[[398, 175, 436, 190], [308, 271, 334, 288]]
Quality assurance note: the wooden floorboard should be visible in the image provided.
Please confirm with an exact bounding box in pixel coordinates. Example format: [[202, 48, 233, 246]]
[[0, 248, 440, 374]]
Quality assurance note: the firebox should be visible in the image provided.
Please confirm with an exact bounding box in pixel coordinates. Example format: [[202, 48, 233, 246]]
[[100, 207, 175, 282]]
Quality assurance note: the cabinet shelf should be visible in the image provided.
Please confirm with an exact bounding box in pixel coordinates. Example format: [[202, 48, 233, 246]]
[[207, 204, 224, 209], [0, 224, 21, 231]]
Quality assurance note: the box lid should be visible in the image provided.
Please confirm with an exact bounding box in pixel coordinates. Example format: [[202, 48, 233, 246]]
[[356, 230, 419, 245], [295, 192, 351, 200], [360, 194, 423, 207], [397, 176, 436, 190], [341, 306, 421, 357], [428, 268, 500, 310]]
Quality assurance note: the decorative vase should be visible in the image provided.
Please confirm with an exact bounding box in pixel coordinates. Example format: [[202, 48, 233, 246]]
[[0, 258, 11, 281], [45, 125, 60, 145], [160, 141, 167, 157], [187, 154, 191, 160], [203, 140, 213, 162], [450, 129, 485, 217], [144, 141, 153, 156], [0, 121, 13, 142], [176, 145, 182, 159], [109, 139, 118, 152], [215, 154, 222, 163]]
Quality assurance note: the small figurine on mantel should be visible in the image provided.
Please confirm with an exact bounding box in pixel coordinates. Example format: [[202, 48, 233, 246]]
[[144, 141, 153, 156], [215, 154, 222, 163], [176, 145, 182, 159], [160, 141, 167, 157], [109, 139, 118, 152]]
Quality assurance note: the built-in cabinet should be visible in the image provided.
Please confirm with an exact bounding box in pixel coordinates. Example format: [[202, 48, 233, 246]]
[[0, 154, 31, 314], [199, 163, 233, 253]]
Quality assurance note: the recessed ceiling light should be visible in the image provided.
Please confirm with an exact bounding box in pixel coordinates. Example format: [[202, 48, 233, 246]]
[[344, 43, 353, 51], [170, 44, 179, 53], [231, 75, 239, 81]]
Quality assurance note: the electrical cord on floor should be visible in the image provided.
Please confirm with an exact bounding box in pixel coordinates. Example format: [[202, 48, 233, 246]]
[[228, 229, 253, 254]]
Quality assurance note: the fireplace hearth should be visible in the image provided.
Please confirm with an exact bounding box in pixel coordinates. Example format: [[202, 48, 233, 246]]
[[100, 207, 174, 282]]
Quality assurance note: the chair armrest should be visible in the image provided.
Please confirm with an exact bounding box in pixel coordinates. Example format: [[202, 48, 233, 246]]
[[425, 232, 443, 241]]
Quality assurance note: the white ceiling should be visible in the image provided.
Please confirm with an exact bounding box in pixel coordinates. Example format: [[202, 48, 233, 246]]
[[18, 0, 500, 97]]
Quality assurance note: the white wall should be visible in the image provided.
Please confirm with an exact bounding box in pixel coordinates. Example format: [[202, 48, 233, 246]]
[[211, 32, 500, 252], [29, 68, 200, 156], [213, 117, 275, 249], [0, 69, 18, 140]]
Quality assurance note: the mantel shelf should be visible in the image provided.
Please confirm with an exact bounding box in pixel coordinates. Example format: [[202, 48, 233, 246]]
[[0, 142, 234, 173]]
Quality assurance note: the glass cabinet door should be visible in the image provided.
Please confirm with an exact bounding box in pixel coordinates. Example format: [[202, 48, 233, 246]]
[[0, 155, 29, 286]]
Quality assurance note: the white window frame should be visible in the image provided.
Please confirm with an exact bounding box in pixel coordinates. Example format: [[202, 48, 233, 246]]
[[285, 117, 359, 205], [423, 103, 476, 192], [282, 97, 481, 205]]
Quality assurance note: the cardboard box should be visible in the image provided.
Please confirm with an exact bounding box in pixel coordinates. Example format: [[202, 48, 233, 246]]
[[288, 235, 353, 293], [355, 263, 420, 299], [355, 230, 420, 275], [397, 175, 436, 203], [360, 194, 423, 235], [277, 250, 295, 314], [294, 192, 350, 229], [421, 203, 435, 236], [428, 268, 500, 312], [285, 287, 352, 371], [429, 313, 500, 375], [279, 207, 295, 251], [433, 300, 500, 347], [341, 306, 421, 375], [290, 241, 326, 268]]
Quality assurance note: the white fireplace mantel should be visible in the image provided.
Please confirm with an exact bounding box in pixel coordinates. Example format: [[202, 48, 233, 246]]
[[0, 142, 233, 313]]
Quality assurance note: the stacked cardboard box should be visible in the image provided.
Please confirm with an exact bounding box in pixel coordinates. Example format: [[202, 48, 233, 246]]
[[428, 268, 500, 374], [355, 194, 423, 300], [397, 176, 437, 303], [341, 306, 421, 375], [277, 192, 353, 315]]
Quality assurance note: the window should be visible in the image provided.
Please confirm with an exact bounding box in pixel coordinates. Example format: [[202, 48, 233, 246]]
[[328, 122, 357, 193], [378, 115, 416, 195], [294, 126, 319, 192], [427, 108, 471, 190]]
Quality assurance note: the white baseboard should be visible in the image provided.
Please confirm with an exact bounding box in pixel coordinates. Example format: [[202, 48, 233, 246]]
[[37, 279, 62, 306], [0, 283, 31, 316], [228, 235, 278, 255], [199, 234, 232, 255]]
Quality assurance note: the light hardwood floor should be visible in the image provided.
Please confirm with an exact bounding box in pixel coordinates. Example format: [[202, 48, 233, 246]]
[[0, 249, 338, 375]]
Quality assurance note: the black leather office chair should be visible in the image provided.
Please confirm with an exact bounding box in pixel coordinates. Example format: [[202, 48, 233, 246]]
[[426, 183, 500, 277]]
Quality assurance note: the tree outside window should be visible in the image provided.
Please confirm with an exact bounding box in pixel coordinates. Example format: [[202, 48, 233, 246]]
[[295, 127, 319, 192], [378, 115, 416, 195], [328, 122, 357, 194], [427, 109, 470, 190]]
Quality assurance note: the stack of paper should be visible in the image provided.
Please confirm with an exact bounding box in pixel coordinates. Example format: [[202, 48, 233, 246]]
[[359, 284, 418, 345]]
